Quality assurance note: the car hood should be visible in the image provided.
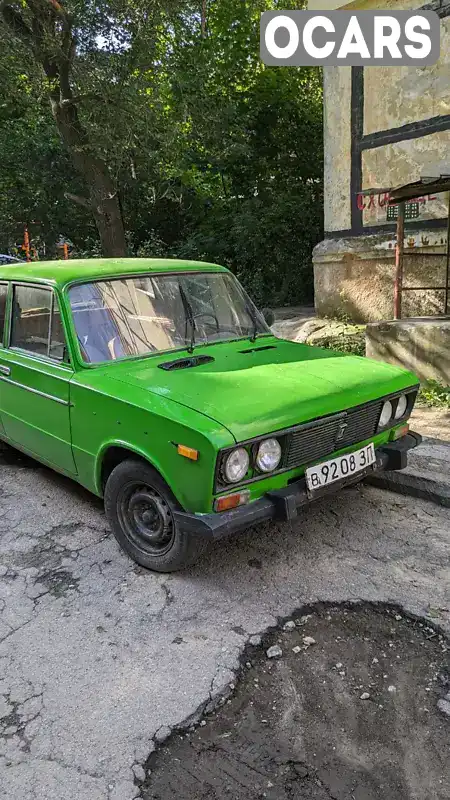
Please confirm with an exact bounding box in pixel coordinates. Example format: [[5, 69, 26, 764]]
[[109, 336, 418, 442]]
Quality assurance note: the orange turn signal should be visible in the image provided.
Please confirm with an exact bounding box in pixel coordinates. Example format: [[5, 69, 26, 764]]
[[214, 491, 250, 513], [177, 444, 199, 461], [392, 423, 409, 441]]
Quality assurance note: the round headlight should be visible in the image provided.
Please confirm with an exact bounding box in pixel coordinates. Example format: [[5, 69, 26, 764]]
[[223, 447, 249, 483], [379, 400, 393, 428], [395, 394, 408, 420], [256, 438, 282, 473]]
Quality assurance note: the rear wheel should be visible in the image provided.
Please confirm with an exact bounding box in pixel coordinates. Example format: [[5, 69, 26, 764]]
[[104, 459, 207, 572]]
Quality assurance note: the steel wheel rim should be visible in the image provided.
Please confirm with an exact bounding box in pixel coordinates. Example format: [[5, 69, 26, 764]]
[[117, 482, 175, 555]]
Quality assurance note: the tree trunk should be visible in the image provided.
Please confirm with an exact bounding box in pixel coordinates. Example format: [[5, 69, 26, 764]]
[[90, 187, 127, 258], [201, 0, 207, 37], [1, 0, 127, 258], [50, 98, 127, 258]]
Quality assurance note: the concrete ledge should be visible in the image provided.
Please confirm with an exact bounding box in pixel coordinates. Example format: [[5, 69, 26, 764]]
[[366, 437, 450, 508], [313, 234, 448, 322], [366, 317, 450, 385], [367, 471, 450, 507]]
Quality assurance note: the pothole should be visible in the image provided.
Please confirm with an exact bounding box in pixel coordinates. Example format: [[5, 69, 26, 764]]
[[36, 568, 80, 598], [142, 604, 449, 800]]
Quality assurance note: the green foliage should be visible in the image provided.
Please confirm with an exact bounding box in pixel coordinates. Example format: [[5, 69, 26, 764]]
[[0, 47, 95, 253], [134, 232, 170, 259], [312, 328, 366, 358], [417, 380, 450, 409], [0, 0, 323, 305]]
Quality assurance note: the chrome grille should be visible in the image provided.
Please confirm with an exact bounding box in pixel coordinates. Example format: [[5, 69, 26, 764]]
[[284, 416, 343, 469], [284, 399, 384, 470], [339, 400, 383, 447]]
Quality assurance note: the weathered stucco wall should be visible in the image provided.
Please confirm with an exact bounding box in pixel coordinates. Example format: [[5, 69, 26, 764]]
[[323, 68, 352, 232], [320, 2, 449, 236], [313, 0, 450, 321], [314, 234, 448, 322], [363, 23, 450, 133], [362, 134, 450, 227]]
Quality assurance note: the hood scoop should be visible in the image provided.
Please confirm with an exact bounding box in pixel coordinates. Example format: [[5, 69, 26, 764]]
[[158, 354, 215, 371]]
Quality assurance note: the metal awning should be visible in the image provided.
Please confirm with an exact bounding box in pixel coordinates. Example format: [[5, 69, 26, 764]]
[[356, 174, 450, 319], [389, 174, 450, 204], [389, 174, 450, 319]]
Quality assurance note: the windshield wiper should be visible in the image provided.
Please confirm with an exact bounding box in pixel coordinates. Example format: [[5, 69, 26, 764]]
[[179, 284, 196, 354], [245, 301, 259, 343]]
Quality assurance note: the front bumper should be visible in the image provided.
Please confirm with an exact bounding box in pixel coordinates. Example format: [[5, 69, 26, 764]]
[[174, 432, 422, 541]]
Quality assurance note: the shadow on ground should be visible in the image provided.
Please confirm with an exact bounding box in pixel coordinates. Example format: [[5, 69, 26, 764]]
[[143, 605, 449, 800]]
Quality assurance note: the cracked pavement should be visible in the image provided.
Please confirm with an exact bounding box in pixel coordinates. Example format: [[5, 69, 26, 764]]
[[0, 449, 449, 800]]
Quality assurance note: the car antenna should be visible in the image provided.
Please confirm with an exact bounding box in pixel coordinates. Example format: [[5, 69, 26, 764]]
[[179, 283, 196, 354]]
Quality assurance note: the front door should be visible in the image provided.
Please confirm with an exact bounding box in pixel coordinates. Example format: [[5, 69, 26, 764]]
[[0, 282, 77, 474]]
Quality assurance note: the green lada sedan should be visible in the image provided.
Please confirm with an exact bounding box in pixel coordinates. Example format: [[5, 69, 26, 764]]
[[0, 258, 421, 572]]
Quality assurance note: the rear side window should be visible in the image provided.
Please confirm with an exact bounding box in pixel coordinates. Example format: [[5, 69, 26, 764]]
[[11, 285, 66, 360], [0, 283, 7, 345]]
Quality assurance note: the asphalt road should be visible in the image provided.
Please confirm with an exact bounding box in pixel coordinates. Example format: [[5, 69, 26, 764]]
[[0, 448, 449, 800]]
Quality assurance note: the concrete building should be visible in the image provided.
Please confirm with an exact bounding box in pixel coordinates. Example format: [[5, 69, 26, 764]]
[[308, 0, 450, 322]]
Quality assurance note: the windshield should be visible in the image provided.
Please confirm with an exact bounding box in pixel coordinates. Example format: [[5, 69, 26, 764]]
[[68, 271, 270, 363]]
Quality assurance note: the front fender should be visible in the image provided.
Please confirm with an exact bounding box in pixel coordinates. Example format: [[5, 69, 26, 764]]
[[92, 423, 222, 512], [70, 379, 234, 513], [94, 439, 174, 497]]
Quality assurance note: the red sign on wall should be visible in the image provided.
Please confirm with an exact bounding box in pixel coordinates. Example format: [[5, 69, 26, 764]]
[[356, 191, 437, 211]]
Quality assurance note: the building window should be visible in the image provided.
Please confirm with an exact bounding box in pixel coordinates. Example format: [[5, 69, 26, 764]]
[[387, 203, 420, 222]]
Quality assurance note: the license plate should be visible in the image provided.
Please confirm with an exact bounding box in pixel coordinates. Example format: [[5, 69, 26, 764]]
[[305, 443, 376, 492]]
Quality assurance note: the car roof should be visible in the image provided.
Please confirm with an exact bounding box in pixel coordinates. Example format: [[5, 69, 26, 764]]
[[0, 258, 228, 288]]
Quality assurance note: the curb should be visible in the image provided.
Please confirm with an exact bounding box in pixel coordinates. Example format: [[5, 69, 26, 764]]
[[366, 471, 450, 508], [366, 435, 450, 508]]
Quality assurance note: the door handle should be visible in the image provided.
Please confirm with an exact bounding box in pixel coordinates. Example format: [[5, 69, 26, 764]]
[[0, 365, 11, 376]]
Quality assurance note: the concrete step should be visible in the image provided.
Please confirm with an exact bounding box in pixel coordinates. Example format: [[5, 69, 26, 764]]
[[367, 436, 450, 508]]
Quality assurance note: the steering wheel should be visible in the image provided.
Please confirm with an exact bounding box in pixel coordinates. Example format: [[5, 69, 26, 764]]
[[191, 312, 220, 332], [190, 313, 238, 337]]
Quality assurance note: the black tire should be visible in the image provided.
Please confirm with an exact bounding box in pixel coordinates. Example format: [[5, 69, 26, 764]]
[[104, 459, 207, 572]]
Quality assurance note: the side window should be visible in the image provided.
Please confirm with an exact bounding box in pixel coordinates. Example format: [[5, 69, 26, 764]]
[[0, 283, 8, 345], [11, 285, 66, 360]]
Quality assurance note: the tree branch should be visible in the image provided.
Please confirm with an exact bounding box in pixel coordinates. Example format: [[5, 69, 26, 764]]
[[64, 192, 92, 210], [41, 0, 71, 28], [60, 92, 100, 107]]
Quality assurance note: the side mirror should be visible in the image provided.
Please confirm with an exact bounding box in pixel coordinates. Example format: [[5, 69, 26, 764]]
[[261, 307, 275, 327]]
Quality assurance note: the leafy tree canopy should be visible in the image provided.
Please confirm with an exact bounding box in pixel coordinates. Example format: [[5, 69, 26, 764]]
[[0, 0, 323, 305]]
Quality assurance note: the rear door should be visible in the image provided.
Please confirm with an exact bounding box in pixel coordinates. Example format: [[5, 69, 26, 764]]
[[0, 282, 77, 474]]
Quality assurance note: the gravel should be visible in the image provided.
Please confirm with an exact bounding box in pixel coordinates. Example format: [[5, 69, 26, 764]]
[[266, 645, 283, 659], [437, 698, 450, 717]]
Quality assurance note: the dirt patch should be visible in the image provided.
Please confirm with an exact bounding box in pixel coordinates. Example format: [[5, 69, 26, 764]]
[[142, 605, 449, 800], [410, 406, 450, 442]]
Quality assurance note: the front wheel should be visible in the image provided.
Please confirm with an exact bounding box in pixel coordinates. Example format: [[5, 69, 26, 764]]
[[104, 459, 207, 572]]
